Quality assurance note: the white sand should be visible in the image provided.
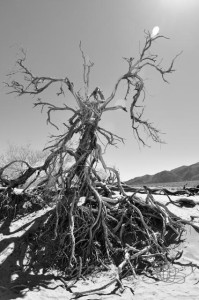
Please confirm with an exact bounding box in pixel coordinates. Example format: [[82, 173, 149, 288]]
[[1, 196, 199, 300]]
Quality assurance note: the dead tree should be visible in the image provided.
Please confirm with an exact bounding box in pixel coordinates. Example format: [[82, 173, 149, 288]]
[[0, 31, 188, 288], [2, 32, 181, 191]]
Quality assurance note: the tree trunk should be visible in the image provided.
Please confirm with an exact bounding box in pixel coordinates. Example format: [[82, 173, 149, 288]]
[[66, 121, 97, 191]]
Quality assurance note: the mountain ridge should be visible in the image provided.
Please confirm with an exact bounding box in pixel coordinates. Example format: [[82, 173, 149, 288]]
[[125, 162, 199, 185]]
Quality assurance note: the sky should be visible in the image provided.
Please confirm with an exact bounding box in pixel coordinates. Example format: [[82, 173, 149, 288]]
[[0, 0, 199, 181]]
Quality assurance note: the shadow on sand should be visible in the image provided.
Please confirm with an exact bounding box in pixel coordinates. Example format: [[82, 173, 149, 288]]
[[1, 206, 199, 300], [0, 208, 66, 299]]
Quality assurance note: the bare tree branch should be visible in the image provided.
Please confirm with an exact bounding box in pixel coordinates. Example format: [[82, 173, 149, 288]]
[[5, 50, 84, 109], [34, 99, 77, 130], [100, 32, 181, 145], [79, 42, 94, 100]]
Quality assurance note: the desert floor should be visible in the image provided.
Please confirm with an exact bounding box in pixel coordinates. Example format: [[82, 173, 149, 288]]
[[1, 194, 199, 300]]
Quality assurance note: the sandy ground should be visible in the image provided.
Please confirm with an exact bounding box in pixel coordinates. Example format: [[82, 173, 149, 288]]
[[1, 195, 199, 300]]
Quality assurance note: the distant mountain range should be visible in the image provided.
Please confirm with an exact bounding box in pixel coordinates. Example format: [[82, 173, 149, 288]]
[[125, 162, 199, 185]]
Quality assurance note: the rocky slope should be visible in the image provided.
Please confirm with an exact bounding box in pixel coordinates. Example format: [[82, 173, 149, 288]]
[[126, 162, 199, 185]]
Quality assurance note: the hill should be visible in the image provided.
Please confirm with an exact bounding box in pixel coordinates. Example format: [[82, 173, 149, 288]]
[[125, 162, 199, 185]]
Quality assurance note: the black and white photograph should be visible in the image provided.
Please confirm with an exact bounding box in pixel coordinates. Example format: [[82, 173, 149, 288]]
[[0, 1, 199, 299]]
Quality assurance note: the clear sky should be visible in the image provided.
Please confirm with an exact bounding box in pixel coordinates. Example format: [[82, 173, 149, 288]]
[[0, 0, 199, 180]]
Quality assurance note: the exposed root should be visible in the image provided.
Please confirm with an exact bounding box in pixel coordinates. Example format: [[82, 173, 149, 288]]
[[0, 31, 194, 296]]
